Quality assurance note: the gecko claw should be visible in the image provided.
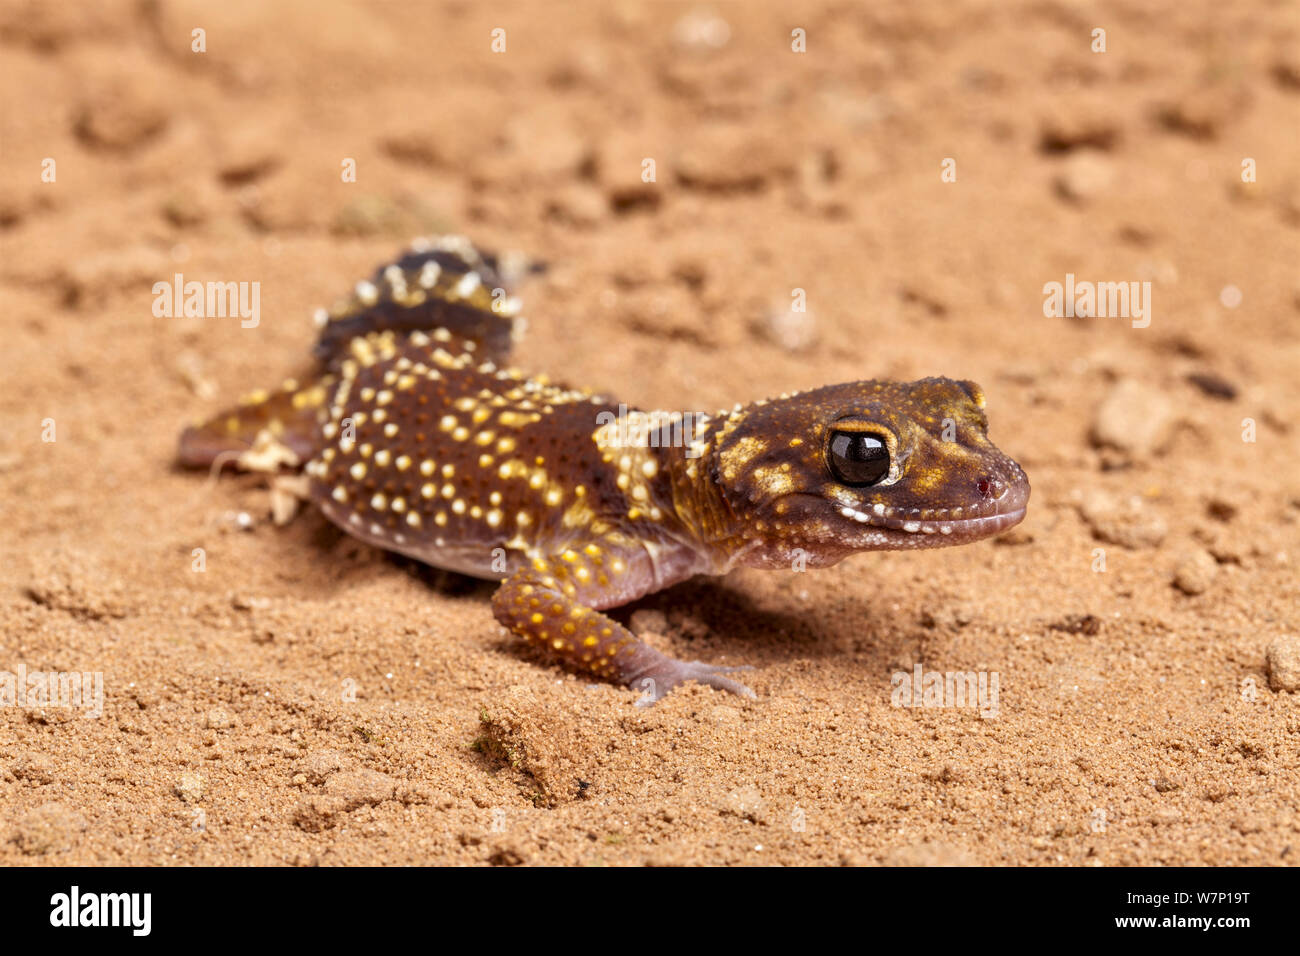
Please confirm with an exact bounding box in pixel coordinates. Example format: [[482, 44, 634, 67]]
[[633, 660, 757, 706]]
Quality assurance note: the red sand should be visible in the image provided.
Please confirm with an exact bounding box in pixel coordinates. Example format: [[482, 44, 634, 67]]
[[1, 0, 1297, 865]]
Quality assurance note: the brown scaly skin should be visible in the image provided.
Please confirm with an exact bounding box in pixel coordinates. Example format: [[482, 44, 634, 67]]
[[179, 237, 1030, 703]]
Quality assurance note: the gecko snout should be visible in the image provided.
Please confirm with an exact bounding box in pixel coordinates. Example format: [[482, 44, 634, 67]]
[[974, 461, 1031, 520]]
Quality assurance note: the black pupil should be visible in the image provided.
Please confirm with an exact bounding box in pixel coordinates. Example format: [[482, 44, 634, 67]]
[[829, 431, 889, 486]]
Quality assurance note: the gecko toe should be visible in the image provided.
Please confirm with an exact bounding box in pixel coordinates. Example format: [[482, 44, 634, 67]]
[[632, 659, 757, 706]]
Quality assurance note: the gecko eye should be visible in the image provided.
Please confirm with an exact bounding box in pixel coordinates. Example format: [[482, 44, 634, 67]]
[[827, 429, 891, 486]]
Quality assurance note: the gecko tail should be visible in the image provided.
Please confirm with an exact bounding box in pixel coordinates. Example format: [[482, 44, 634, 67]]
[[176, 374, 332, 470], [180, 237, 539, 471], [311, 236, 536, 369]]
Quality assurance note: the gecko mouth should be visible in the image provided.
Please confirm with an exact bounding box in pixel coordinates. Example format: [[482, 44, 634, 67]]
[[834, 486, 1030, 540], [837, 505, 1026, 538]]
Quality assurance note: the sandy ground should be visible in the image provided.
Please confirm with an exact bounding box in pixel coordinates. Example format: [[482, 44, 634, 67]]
[[0, 0, 1298, 866]]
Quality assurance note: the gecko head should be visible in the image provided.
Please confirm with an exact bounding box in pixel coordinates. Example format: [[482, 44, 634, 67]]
[[710, 377, 1029, 567]]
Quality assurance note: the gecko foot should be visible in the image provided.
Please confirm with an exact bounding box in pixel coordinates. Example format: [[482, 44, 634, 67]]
[[630, 657, 756, 706]]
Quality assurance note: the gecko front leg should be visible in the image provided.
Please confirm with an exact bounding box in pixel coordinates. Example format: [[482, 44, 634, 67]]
[[491, 542, 754, 704]]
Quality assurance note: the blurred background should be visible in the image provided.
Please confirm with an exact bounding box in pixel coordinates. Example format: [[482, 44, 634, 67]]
[[0, 0, 1298, 866]]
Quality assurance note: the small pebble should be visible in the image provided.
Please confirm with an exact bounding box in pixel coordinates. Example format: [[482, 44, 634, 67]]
[[761, 302, 818, 352], [1054, 151, 1114, 203], [1078, 490, 1167, 549], [1266, 636, 1300, 692], [1173, 549, 1217, 595], [175, 771, 204, 803], [1090, 380, 1173, 458], [204, 707, 235, 730]]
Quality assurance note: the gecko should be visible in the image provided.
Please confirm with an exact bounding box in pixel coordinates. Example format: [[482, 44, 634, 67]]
[[178, 236, 1030, 702]]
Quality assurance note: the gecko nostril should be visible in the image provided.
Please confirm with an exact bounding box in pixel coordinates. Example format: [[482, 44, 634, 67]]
[[976, 476, 1002, 499]]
